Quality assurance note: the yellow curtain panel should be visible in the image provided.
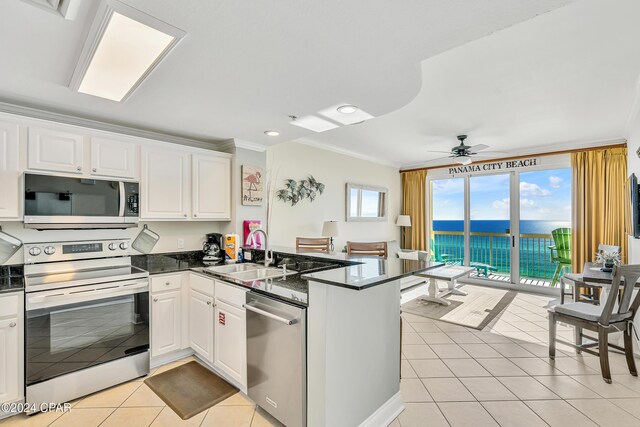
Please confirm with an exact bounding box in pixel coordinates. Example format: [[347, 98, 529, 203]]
[[571, 146, 627, 272], [401, 170, 427, 250]]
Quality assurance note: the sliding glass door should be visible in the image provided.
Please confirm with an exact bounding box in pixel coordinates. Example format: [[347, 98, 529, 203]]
[[428, 167, 571, 289]]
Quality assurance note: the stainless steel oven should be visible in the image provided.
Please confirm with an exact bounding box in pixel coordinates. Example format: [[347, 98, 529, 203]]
[[23, 173, 139, 229], [24, 239, 150, 410]]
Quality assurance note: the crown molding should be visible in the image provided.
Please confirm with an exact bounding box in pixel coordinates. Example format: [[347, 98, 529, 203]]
[[295, 138, 400, 168], [233, 139, 267, 152], [0, 98, 226, 151]]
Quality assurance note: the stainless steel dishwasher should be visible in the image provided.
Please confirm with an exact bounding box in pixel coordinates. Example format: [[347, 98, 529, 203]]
[[245, 292, 306, 427]]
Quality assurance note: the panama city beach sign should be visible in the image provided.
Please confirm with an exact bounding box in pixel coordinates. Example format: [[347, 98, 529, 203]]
[[448, 158, 540, 175]]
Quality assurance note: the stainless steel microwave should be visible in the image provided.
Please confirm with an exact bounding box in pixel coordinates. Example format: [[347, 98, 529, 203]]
[[23, 173, 139, 229]]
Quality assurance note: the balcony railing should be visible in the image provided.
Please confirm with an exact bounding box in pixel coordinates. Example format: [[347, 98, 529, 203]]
[[432, 231, 559, 284]]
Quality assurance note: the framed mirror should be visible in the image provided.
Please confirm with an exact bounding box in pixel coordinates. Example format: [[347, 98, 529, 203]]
[[346, 183, 388, 222]]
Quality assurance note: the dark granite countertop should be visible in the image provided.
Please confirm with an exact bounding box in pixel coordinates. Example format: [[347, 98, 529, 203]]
[[131, 251, 212, 275], [246, 246, 444, 290], [0, 265, 24, 294]]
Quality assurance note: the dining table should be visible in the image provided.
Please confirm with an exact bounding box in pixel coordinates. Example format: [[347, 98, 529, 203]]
[[572, 262, 640, 303]]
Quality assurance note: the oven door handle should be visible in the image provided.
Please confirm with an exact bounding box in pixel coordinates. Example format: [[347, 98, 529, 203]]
[[27, 280, 148, 309], [119, 181, 126, 217]]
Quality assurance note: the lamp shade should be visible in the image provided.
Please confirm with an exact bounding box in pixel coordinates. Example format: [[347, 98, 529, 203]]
[[322, 220, 339, 237], [396, 215, 411, 227]]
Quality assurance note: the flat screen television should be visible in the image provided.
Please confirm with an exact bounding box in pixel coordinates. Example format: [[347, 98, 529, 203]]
[[626, 173, 640, 238]]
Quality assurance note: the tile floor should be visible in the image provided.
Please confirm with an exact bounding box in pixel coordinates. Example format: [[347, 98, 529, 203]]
[[2, 289, 640, 426], [0, 357, 284, 427]]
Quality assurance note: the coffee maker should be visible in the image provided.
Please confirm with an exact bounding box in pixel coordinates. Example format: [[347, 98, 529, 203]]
[[203, 233, 223, 264]]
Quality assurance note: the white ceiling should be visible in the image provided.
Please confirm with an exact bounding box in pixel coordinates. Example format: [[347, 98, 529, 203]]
[[301, 0, 640, 169], [0, 0, 573, 146]]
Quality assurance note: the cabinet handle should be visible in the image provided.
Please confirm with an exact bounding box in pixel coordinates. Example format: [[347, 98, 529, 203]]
[[76, 166, 82, 171], [207, 301, 212, 305], [183, 214, 187, 218], [165, 282, 170, 286], [153, 298, 158, 302], [194, 214, 198, 218], [92, 168, 97, 172], [9, 322, 16, 328]]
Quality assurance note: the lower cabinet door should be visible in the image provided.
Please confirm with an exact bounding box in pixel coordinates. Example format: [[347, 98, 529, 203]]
[[188, 289, 214, 362], [214, 300, 246, 387], [0, 317, 19, 403], [151, 291, 182, 357]]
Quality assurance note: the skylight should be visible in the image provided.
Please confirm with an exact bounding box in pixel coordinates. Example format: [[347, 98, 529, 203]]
[[70, 0, 185, 102]]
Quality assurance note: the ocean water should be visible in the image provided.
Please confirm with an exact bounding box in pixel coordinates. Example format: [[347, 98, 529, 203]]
[[432, 220, 571, 281]]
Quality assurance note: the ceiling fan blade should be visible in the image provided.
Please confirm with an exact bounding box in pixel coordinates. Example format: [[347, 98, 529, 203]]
[[469, 144, 490, 152], [425, 150, 455, 154], [472, 151, 509, 156]]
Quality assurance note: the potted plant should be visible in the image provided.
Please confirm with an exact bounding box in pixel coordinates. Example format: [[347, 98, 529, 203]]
[[595, 250, 621, 272]]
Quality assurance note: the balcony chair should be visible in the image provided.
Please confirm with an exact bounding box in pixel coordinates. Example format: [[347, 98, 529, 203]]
[[428, 238, 463, 265], [549, 228, 572, 287], [560, 244, 622, 305], [346, 241, 388, 257], [296, 237, 330, 253], [549, 264, 640, 383]]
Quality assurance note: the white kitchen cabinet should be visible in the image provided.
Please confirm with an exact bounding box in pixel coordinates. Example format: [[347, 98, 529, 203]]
[[90, 137, 136, 179], [188, 289, 214, 363], [151, 290, 182, 357], [214, 299, 247, 388], [27, 127, 84, 174], [0, 292, 22, 407], [141, 146, 189, 219], [192, 154, 231, 220], [0, 318, 19, 405], [0, 121, 20, 219]]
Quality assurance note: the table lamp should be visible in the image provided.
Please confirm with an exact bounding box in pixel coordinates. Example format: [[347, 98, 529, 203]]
[[322, 220, 339, 252], [396, 215, 411, 248]]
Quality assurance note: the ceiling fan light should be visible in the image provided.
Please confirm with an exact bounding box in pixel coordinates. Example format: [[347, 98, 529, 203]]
[[456, 155, 472, 165]]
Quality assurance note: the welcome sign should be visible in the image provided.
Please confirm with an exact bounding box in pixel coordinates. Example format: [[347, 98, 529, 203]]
[[448, 157, 540, 175]]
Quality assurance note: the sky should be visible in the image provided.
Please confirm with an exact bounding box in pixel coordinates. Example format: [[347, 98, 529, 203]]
[[431, 168, 572, 221]]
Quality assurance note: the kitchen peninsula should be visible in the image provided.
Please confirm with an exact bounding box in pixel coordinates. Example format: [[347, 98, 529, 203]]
[[244, 246, 443, 427]]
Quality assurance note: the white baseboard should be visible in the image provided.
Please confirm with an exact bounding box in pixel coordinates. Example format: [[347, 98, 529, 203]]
[[358, 391, 404, 427], [150, 348, 194, 369]]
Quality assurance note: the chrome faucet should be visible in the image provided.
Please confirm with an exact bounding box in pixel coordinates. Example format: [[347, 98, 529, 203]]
[[247, 228, 274, 267]]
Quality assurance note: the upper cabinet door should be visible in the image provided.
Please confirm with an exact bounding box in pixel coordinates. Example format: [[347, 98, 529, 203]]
[[192, 154, 231, 220], [90, 137, 136, 179], [0, 122, 19, 219], [27, 127, 84, 174], [141, 146, 189, 219]]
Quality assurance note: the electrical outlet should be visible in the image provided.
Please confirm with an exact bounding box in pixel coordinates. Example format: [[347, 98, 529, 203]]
[[177, 238, 185, 249]]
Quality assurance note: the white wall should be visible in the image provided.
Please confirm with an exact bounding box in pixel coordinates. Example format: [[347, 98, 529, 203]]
[[628, 111, 640, 263], [266, 142, 401, 250]]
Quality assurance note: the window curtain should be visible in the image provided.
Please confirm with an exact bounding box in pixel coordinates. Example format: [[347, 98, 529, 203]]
[[571, 146, 627, 272], [401, 170, 427, 250]]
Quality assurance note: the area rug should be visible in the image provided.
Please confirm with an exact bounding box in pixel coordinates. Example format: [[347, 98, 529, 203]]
[[401, 284, 517, 330], [144, 361, 238, 419]]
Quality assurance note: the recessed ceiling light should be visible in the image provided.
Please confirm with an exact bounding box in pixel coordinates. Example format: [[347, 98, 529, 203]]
[[337, 105, 358, 114], [69, 0, 185, 102], [264, 130, 280, 136], [290, 115, 339, 133]]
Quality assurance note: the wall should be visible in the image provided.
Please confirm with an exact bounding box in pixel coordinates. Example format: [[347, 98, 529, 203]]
[[222, 144, 267, 238], [266, 141, 401, 250], [628, 112, 640, 263]]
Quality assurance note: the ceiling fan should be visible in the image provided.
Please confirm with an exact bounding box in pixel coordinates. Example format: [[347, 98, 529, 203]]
[[425, 135, 506, 166]]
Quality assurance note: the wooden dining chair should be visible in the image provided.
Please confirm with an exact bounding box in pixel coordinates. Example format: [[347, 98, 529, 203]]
[[346, 241, 388, 257], [560, 244, 622, 305], [296, 237, 331, 253], [549, 264, 640, 383]]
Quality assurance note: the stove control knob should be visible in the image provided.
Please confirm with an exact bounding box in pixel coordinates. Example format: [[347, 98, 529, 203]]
[[119, 242, 129, 250], [29, 247, 42, 256], [108, 243, 118, 251], [43, 246, 56, 255]]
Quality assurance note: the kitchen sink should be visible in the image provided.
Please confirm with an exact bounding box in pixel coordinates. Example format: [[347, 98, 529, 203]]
[[202, 263, 296, 282], [204, 263, 263, 274]]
